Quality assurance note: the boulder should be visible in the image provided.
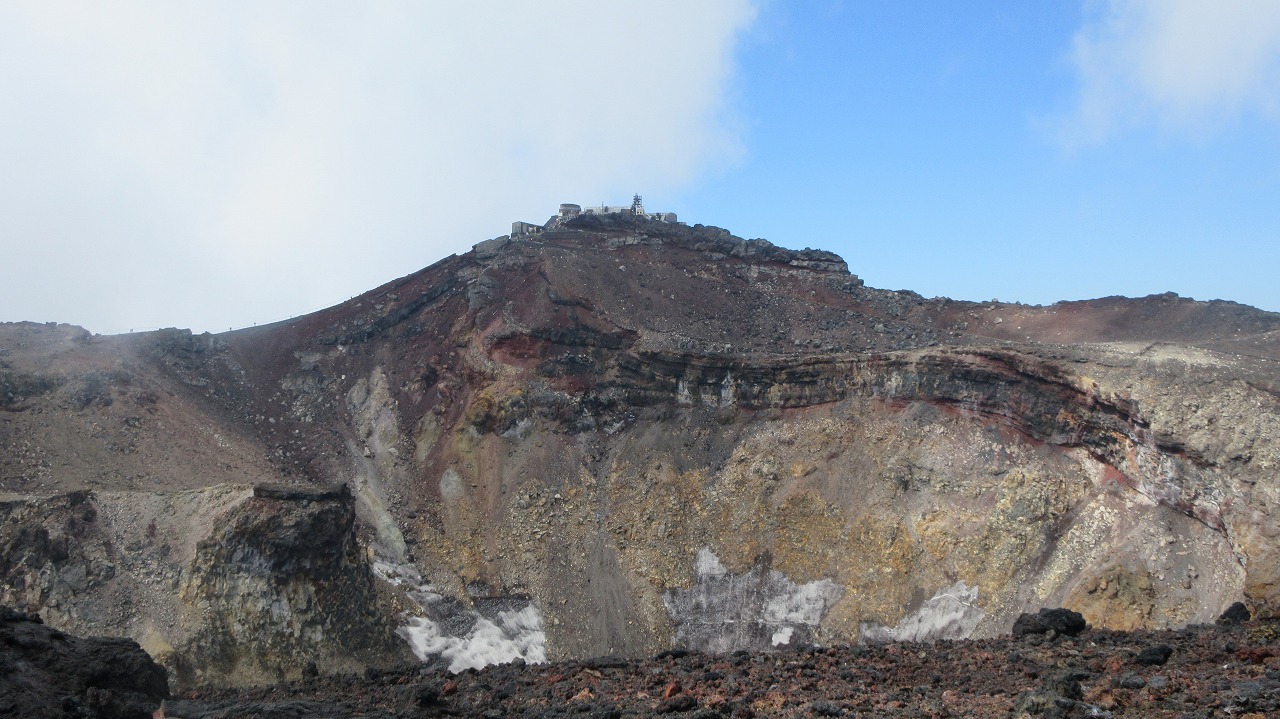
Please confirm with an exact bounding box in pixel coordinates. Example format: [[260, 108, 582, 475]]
[[1134, 645, 1174, 666], [1217, 601, 1251, 625], [0, 606, 169, 719], [1012, 608, 1088, 638]]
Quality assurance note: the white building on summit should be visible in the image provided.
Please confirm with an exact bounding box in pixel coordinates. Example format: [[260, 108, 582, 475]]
[[511, 195, 679, 236]]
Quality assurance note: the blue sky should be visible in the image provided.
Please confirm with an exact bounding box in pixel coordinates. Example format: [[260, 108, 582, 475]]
[[675, 1, 1280, 310], [2, 1, 1278, 333]]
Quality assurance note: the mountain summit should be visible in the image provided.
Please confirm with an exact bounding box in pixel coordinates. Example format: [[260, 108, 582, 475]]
[[2, 214, 1279, 685]]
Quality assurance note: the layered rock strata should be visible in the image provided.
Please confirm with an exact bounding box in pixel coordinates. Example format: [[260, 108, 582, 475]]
[[2, 215, 1278, 684]]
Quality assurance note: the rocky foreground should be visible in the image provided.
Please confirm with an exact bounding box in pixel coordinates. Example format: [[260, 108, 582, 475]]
[[162, 613, 1278, 719], [1, 607, 168, 719], [6, 597, 1280, 718]]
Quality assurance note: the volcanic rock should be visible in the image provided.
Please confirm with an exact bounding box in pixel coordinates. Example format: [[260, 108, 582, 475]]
[[159, 618, 1280, 717], [0, 605, 169, 719], [1012, 608, 1088, 638], [1134, 644, 1174, 666], [1219, 601, 1252, 625], [2, 214, 1280, 686], [174, 482, 410, 686]]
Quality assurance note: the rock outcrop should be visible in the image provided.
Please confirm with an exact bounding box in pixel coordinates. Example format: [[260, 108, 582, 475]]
[[2, 214, 1278, 684], [0, 484, 412, 687], [175, 484, 411, 686], [0, 606, 169, 719]]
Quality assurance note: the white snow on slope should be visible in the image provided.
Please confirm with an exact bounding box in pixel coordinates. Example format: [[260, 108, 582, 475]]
[[859, 581, 984, 643], [374, 561, 546, 672]]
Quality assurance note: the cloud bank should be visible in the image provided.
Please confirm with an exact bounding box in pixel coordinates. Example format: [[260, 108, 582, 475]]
[[1063, 0, 1280, 143], [0, 1, 757, 333]]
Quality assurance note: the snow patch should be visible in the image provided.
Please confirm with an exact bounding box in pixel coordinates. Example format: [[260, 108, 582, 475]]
[[400, 603, 546, 673], [859, 581, 983, 643], [676, 380, 693, 406], [373, 562, 546, 672], [695, 547, 728, 578], [664, 548, 842, 653], [771, 627, 793, 646]]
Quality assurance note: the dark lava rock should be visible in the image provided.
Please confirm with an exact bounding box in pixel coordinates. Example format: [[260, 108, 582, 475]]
[[657, 648, 692, 660], [0, 605, 169, 719], [1217, 601, 1252, 625], [1045, 670, 1086, 701], [587, 655, 631, 669], [809, 699, 842, 716], [1135, 645, 1174, 666], [1227, 677, 1280, 714], [1013, 689, 1055, 716], [1012, 613, 1045, 638], [252, 483, 351, 502], [1037, 608, 1088, 636], [1015, 670, 1087, 719], [1117, 672, 1147, 689], [163, 699, 382, 719], [657, 694, 698, 713], [144, 618, 1280, 718], [1012, 608, 1088, 638], [415, 682, 443, 707]]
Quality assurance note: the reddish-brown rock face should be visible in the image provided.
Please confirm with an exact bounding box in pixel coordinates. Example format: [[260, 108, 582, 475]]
[[3, 214, 1279, 685]]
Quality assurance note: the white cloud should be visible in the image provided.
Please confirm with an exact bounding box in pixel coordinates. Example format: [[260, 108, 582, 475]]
[[0, 1, 757, 333], [1063, 0, 1280, 143]]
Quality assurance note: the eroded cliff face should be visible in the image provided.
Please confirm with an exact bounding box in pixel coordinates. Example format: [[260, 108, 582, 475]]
[[176, 484, 410, 686], [0, 484, 411, 687], [2, 215, 1278, 684]]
